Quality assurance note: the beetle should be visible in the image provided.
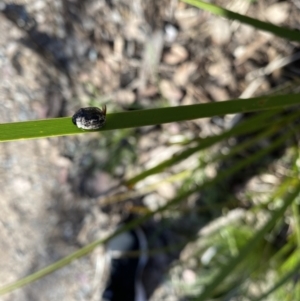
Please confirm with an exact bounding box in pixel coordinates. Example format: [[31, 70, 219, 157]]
[[72, 106, 106, 130]]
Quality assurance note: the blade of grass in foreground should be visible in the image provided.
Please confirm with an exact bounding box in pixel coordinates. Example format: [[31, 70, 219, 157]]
[[182, 0, 300, 43], [0, 94, 300, 142]]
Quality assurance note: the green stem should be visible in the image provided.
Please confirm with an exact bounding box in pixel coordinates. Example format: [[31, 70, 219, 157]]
[[182, 0, 300, 42]]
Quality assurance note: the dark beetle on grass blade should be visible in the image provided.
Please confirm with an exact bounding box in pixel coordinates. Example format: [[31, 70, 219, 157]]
[[72, 106, 106, 130]]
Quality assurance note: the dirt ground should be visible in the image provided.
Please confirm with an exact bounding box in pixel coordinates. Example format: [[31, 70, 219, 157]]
[[0, 0, 300, 300]]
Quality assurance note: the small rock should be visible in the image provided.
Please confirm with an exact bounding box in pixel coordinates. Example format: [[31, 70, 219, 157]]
[[210, 18, 231, 45], [173, 62, 197, 86], [265, 2, 289, 25], [182, 269, 197, 284], [164, 23, 178, 43], [156, 182, 177, 200], [163, 44, 188, 65], [138, 85, 158, 98], [175, 7, 202, 29], [143, 193, 167, 211], [205, 83, 229, 101], [114, 89, 136, 106], [160, 79, 183, 105]]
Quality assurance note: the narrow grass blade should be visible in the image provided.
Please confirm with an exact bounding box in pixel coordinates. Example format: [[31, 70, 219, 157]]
[[0, 211, 155, 296], [182, 0, 300, 43], [292, 194, 300, 248], [1, 94, 300, 142], [252, 261, 300, 301], [126, 109, 294, 186], [193, 182, 300, 301]]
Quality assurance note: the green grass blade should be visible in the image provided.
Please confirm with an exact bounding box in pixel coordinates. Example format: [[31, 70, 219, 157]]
[[252, 261, 300, 301], [1, 94, 300, 142], [182, 0, 300, 43], [168, 119, 300, 216], [0, 208, 159, 296], [292, 201, 300, 247], [126, 109, 294, 186], [193, 182, 300, 301]]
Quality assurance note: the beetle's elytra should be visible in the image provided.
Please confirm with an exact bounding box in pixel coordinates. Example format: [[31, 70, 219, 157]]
[[72, 106, 106, 130]]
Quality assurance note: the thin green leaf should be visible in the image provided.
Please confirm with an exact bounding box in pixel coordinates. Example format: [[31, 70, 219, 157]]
[[193, 183, 300, 301], [1, 94, 300, 142], [252, 261, 300, 301], [126, 109, 296, 186], [182, 0, 300, 43], [0, 208, 157, 296], [292, 201, 300, 248]]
